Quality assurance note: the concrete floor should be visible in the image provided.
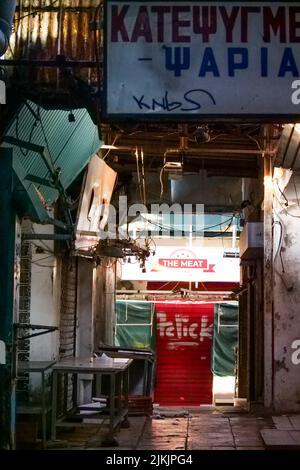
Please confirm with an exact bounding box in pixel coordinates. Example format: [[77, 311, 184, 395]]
[[51, 408, 274, 450]]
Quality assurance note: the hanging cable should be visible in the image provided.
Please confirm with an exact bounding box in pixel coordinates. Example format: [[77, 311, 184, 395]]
[[274, 179, 289, 206], [274, 187, 300, 219], [102, 135, 119, 161], [140, 147, 147, 207], [139, 214, 235, 234], [135, 147, 144, 204], [292, 174, 300, 208], [159, 164, 167, 199]]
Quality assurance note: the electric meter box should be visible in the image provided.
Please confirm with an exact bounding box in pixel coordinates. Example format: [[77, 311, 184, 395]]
[[239, 222, 263, 259]]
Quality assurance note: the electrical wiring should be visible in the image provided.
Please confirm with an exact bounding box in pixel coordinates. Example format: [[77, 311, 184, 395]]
[[279, 209, 300, 219], [102, 135, 119, 161], [273, 220, 285, 274], [31, 263, 56, 268], [274, 183, 300, 218], [292, 174, 300, 208], [139, 214, 235, 234], [205, 217, 234, 238], [273, 215, 294, 291], [141, 148, 147, 207], [159, 164, 167, 199], [145, 190, 172, 204], [274, 179, 289, 206], [135, 147, 144, 204], [30, 254, 54, 264], [29, 227, 55, 254], [279, 251, 285, 273], [170, 281, 181, 293], [157, 281, 174, 290], [146, 236, 157, 253], [246, 133, 263, 151], [189, 132, 226, 144], [30, 253, 56, 268]]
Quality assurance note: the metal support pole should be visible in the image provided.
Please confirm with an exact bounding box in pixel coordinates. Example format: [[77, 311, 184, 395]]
[[0, 148, 17, 449], [263, 143, 274, 409]]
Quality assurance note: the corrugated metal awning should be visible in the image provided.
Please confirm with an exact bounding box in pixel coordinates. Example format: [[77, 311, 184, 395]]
[[3, 100, 101, 221]]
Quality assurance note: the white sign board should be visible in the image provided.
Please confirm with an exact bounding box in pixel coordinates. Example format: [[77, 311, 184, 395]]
[[104, 1, 300, 119], [121, 246, 240, 282]]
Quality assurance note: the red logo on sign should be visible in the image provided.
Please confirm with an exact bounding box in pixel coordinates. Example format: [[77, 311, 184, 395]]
[[158, 258, 215, 272]]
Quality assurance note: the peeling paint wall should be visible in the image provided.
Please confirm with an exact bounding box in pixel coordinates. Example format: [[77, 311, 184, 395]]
[[273, 173, 300, 412]]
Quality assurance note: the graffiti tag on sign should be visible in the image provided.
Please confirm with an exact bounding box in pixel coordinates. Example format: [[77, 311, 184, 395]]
[[157, 312, 213, 342], [105, 2, 300, 117]]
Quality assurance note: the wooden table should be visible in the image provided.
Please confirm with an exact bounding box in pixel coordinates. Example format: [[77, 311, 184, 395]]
[[51, 356, 132, 446]]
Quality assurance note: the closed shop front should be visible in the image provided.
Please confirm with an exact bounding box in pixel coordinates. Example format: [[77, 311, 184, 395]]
[[154, 302, 214, 406]]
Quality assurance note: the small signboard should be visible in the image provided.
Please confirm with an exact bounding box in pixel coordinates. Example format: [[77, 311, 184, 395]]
[[104, 1, 300, 120], [121, 246, 240, 282]]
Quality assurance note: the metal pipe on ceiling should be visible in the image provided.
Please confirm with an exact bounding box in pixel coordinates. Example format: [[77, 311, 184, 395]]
[[164, 148, 269, 156], [281, 124, 295, 167], [116, 290, 232, 295]]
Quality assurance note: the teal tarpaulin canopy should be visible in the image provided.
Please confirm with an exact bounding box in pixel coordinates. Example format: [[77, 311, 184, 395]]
[[212, 303, 238, 377], [115, 301, 156, 394], [115, 301, 156, 351]]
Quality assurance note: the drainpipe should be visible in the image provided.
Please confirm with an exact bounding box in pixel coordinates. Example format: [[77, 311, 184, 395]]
[[0, 1, 16, 56]]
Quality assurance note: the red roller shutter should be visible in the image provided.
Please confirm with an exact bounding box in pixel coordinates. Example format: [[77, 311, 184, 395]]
[[154, 302, 214, 406]]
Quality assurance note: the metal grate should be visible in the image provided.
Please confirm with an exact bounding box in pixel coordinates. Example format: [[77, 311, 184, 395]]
[[16, 235, 32, 402]]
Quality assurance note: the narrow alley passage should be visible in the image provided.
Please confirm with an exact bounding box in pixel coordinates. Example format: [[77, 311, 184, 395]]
[[2, 1, 300, 455], [45, 409, 300, 451]]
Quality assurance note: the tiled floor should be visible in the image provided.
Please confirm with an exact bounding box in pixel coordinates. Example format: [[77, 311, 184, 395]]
[[50, 408, 276, 450], [260, 415, 300, 448]]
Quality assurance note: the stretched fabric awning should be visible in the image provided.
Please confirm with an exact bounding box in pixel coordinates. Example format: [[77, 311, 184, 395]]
[[212, 302, 238, 377], [115, 301, 156, 351]]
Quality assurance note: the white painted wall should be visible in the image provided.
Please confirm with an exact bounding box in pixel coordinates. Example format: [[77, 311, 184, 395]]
[[76, 258, 94, 358], [29, 223, 60, 363], [273, 173, 300, 412]]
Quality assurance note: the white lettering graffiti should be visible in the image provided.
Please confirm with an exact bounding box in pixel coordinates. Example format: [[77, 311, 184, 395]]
[[291, 80, 300, 105], [291, 339, 300, 365], [157, 312, 213, 342]]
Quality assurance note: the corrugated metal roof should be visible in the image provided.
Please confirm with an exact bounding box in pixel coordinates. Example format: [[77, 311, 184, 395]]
[[5, 100, 101, 207], [8, 0, 99, 84]]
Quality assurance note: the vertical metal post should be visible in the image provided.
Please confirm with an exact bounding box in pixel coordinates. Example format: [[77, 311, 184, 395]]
[[0, 148, 17, 449], [51, 370, 58, 440], [263, 138, 274, 409], [41, 371, 46, 449], [108, 373, 116, 438]]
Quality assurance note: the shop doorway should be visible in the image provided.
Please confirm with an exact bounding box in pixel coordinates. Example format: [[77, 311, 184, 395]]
[[154, 302, 214, 406]]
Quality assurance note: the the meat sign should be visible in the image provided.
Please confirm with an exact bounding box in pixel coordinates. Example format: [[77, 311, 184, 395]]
[[104, 1, 300, 119], [121, 246, 240, 282]]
